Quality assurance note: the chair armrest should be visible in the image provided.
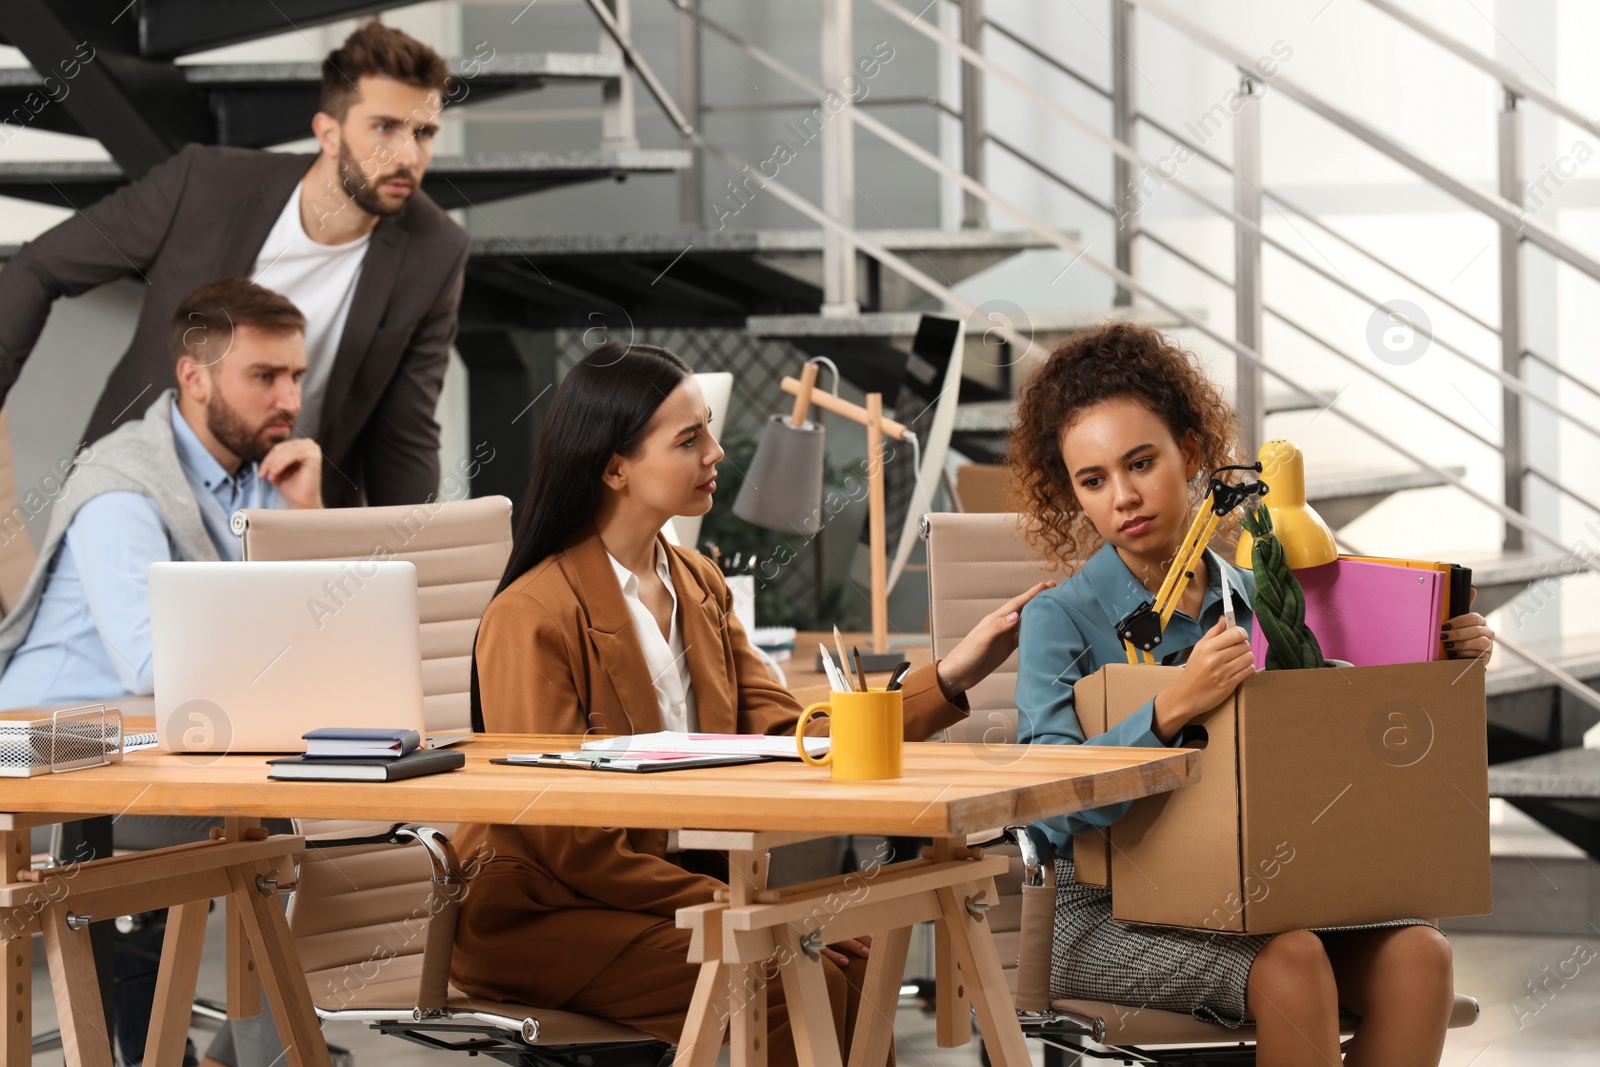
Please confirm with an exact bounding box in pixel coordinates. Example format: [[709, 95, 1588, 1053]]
[[1007, 825, 1056, 1014], [966, 825, 1051, 888], [302, 822, 410, 849], [303, 822, 465, 886], [296, 823, 464, 1014]]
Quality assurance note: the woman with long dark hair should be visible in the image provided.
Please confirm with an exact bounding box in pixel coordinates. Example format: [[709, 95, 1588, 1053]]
[[450, 342, 1050, 1065]]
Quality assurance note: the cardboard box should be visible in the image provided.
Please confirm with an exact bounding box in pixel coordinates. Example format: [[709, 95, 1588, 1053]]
[[1070, 660, 1491, 933]]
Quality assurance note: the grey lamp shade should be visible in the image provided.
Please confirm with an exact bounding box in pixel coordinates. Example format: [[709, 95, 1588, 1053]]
[[733, 415, 826, 536]]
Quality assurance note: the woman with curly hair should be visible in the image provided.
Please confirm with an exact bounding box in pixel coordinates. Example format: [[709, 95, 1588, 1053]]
[[450, 341, 1053, 1066], [1009, 322, 1493, 1066]]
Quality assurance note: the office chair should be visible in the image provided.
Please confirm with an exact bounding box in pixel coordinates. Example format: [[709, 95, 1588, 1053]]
[[233, 496, 669, 1066], [920, 511, 1481, 1063], [235, 494, 516, 732], [0, 406, 38, 614]]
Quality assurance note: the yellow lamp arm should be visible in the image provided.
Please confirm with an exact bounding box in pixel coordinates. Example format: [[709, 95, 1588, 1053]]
[[1115, 462, 1267, 666], [1155, 508, 1221, 629]]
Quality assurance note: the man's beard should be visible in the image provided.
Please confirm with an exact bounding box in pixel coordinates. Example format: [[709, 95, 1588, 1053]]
[[207, 393, 293, 466], [338, 140, 415, 218]]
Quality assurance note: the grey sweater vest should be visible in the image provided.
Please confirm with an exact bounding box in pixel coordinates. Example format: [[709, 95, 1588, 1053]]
[[0, 389, 219, 673]]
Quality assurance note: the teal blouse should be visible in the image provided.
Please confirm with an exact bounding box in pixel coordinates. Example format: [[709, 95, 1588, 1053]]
[[1016, 540, 1256, 855]]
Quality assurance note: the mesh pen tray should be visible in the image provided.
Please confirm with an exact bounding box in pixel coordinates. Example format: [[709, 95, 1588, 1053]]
[[0, 705, 126, 776]]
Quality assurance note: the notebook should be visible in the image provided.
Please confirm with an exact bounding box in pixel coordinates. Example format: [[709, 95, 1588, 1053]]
[[1251, 557, 1446, 669], [1339, 555, 1472, 646], [303, 727, 420, 759], [266, 748, 465, 781]]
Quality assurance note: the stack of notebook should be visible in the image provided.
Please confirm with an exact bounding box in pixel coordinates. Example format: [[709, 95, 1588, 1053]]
[[1249, 556, 1473, 669], [266, 727, 466, 781]]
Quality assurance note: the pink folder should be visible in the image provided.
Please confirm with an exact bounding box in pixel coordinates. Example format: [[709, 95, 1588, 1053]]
[[1250, 558, 1445, 669]]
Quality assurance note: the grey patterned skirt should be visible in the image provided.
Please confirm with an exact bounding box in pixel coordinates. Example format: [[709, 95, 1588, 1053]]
[[1049, 857, 1434, 1028]]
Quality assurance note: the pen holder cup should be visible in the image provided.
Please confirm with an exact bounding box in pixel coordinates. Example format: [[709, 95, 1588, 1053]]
[[795, 689, 903, 780]]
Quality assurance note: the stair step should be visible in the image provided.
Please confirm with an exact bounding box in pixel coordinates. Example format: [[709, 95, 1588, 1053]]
[[748, 307, 1199, 416], [1439, 547, 1576, 616], [1487, 633, 1600, 703], [0, 229, 1049, 327], [747, 305, 1188, 340], [179, 52, 625, 86], [1491, 748, 1600, 799], [952, 400, 1015, 434], [459, 229, 1059, 329], [422, 151, 692, 209], [1304, 465, 1466, 527], [128, 0, 401, 60], [471, 228, 1057, 257], [1265, 386, 1336, 415], [0, 150, 692, 211], [0, 53, 623, 149], [950, 391, 1373, 438], [0, 52, 620, 91], [1440, 850, 1600, 936]]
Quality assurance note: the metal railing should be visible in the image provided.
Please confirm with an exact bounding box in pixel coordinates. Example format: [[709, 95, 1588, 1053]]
[[629, 0, 1600, 710]]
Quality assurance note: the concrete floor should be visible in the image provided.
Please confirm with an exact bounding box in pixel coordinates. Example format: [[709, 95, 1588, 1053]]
[[26, 808, 1600, 1066], [25, 924, 1600, 1067]]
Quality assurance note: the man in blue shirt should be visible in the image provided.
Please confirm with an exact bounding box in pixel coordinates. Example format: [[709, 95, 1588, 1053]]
[[0, 277, 322, 707], [0, 277, 321, 1067]]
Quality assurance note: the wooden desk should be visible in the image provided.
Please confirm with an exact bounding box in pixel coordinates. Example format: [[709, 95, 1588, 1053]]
[[0, 735, 1200, 1067]]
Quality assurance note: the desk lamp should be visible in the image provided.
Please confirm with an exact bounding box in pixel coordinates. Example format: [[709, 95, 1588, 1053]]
[[1117, 463, 1268, 665], [733, 358, 907, 670], [1234, 439, 1338, 570]]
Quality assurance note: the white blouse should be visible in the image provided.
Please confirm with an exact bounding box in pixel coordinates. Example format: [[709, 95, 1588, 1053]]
[[607, 542, 698, 732]]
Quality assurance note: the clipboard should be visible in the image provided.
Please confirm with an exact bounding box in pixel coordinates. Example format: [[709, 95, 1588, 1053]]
[[490, 753, 774, 773]]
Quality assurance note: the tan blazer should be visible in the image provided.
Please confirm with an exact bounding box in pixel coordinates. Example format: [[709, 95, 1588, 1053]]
[[450, 527, 969, 1008]]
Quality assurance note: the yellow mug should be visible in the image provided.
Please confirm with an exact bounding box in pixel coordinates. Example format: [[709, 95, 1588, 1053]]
[[795, 688, 904, 780]]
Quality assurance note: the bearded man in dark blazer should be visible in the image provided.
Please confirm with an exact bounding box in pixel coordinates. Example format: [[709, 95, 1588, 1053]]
[[0, 20, 470, 507]]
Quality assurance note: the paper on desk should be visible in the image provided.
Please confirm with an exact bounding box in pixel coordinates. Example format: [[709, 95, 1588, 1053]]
[[581, 731, 830, 759]]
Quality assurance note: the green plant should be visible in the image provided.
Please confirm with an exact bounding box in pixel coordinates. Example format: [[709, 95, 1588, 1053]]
[[1239, 503, 1326, 670]]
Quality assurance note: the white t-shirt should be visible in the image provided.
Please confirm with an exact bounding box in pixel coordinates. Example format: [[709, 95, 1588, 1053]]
[[607, 542, 697, 732], [250, 179, 371, 438]]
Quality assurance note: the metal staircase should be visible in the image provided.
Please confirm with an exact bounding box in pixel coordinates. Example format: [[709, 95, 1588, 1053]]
[[2, 0, 1598, 851], [653, 0, 1600, 854], [0, 2, 690, 202]]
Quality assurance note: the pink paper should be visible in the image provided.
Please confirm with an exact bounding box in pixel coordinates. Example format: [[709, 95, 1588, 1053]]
[[1251, 558, 1445, 669]]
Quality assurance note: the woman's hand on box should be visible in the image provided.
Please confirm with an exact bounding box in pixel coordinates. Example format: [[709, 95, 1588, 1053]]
[[1153, 617, 1255, 741]]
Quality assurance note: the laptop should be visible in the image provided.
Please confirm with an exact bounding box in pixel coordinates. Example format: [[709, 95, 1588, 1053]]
[[150, 560, 439, 754]]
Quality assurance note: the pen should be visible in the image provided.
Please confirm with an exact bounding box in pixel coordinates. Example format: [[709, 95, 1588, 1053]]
[[851, 646, 868, 692], [1220, 565, 1236, 631], [885, 661, 912, 691], [832, 625, 855, 691], [818, 643, 849, 692]]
